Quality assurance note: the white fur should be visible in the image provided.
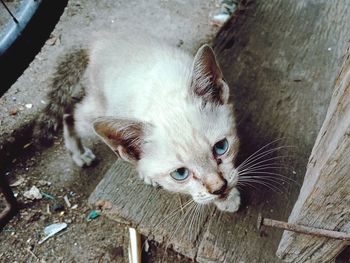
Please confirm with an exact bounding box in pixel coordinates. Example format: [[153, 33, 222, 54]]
[[72, 31, 240, 212]]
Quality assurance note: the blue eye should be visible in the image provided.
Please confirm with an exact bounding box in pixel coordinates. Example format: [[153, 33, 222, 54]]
[[170, 167, 190, 181], [213, 138, 229, 156]]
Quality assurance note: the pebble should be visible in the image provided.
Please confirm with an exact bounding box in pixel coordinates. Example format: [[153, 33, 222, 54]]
[[23, 186, 42, 200], [52, 203, 65, 212]]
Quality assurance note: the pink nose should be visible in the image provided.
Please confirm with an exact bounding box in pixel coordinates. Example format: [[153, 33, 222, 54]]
[[210, 179, 228, 195]]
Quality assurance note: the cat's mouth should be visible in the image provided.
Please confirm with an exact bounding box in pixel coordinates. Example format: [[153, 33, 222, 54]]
[[216, 187, 232, 200]]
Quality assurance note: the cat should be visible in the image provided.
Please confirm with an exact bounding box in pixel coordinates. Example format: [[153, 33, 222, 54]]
[[34, 31, 241, 213]]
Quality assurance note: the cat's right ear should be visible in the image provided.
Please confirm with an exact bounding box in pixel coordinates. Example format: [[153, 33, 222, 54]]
[[93, 117, 150, 164], [190, 44, 229, 105]]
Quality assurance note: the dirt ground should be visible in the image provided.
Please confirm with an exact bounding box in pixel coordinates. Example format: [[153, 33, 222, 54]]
[[0, 138, 194, 262]]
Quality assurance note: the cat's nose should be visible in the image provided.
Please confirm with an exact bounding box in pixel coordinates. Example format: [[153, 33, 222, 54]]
[[211, 179, 228, 195]]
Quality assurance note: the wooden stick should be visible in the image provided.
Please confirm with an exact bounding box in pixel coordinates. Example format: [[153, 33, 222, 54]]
[[258, 213, 350, 241], [128, 227, 141, 263]]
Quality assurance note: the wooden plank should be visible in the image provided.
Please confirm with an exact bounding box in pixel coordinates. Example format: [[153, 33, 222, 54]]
[[90, 1, 350, 262], [88, 160, 212, 260], [276, 49, 350, 262]]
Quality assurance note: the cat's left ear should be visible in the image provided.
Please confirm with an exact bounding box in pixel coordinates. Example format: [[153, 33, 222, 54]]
[[190, 44, 229, 105], [93, 117, 150, 164]]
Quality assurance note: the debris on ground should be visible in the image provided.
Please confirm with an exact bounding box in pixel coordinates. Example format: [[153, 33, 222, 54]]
[[9, 108, 18, 115], [41, 191, 55, 200], [87, 210, 101, 221], [144, 239, 150, 253], [51, 203, 65, 213], [25, 103, 33, 109], [63, 195, 71, 208], [211, 0, 239, 27], [96, 199, 112, 210], [38, 180, 52, 186], [10, 177, 25, 187], [23, 186, 43, 200], [46, 34, 61, 46], [38, 223, 68, 245]]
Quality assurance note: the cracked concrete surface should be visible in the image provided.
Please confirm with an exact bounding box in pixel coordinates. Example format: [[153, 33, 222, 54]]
[[0, 0, 220, 262]]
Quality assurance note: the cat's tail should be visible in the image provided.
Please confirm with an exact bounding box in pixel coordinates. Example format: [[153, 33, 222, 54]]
[[33, 48, 89, 145]]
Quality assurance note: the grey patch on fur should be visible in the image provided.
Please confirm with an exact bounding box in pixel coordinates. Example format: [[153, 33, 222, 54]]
[[33, 49, 89, 145]]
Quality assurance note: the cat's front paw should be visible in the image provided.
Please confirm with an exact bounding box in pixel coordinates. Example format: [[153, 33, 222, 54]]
[[144, 178, 159, 187], [72, 147, 96, 167], [214, 188, 240, 213], [139, 174, 159, 187]]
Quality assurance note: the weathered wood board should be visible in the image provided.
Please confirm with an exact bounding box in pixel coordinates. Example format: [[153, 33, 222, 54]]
[[89, 160, 212, 259], [276, 48, 350, 262], [90, 0, 350, 262]]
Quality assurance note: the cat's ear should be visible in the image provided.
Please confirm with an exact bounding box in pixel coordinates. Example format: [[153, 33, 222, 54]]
[[93, 117, 149, 163], [190, 44, 229, 105]]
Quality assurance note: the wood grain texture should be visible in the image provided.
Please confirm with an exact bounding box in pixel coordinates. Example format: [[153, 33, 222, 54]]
[[90, 0, 350, 262], [89, 160, 213, 260], [276, 49, 350, 262]]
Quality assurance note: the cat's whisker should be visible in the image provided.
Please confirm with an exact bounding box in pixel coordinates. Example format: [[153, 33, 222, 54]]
[[199, 197, 216, 203], [189, 203, 200, 241], [239, 177, 290, 187], [186, 202, 196, 241], [238, 163, 291, 172], [236, 181, 260, 191], [153, 198, 193, 230], [238, 155, 292, 173], [239, 178, 288, 189], [238, 148, 283, 170], [236, 139, 284, 167], [194, 205, 201, 237], [194, 204, 204, 242], [164, 201, 196, 255], [238, 172, 297, 184], [237, 179, 283, 193], [237, 165, 288, 175], [236, 139, 289, 169], [237, 146, 295, 171]]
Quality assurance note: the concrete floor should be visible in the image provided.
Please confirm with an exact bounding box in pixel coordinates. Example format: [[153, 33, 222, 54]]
[[0, 0, 221, 262]]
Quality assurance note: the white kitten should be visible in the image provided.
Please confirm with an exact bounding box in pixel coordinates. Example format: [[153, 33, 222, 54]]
[[37, 31, 241, 213]]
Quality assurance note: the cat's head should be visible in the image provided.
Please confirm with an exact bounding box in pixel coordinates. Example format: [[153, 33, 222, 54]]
[[93, 45, 240, 211]]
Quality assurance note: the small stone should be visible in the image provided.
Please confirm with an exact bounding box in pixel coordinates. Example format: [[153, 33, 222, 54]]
[[176, 39, 184, 47], [51, 203, 65, 212], [10, 177, 25, 187], [38, 180, 51, 186], [9, 109, 18, 115], [23, 186, 42, 200], [96, 200, 112, 210], [144, 240, 149, 252]]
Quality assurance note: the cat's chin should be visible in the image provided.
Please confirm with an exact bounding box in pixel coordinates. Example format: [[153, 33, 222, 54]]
[[214, 188, 241, 213]]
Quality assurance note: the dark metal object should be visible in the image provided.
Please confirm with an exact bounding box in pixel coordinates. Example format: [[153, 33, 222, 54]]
[[0, 0, 42, 56], [0, 176, 19, 230], [257, 213, 350, 241], [0, 0, 19, 23]]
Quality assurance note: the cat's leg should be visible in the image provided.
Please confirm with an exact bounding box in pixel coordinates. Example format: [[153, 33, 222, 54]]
[[214, 188, 240, 213], [63, 114, 96, 167]]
